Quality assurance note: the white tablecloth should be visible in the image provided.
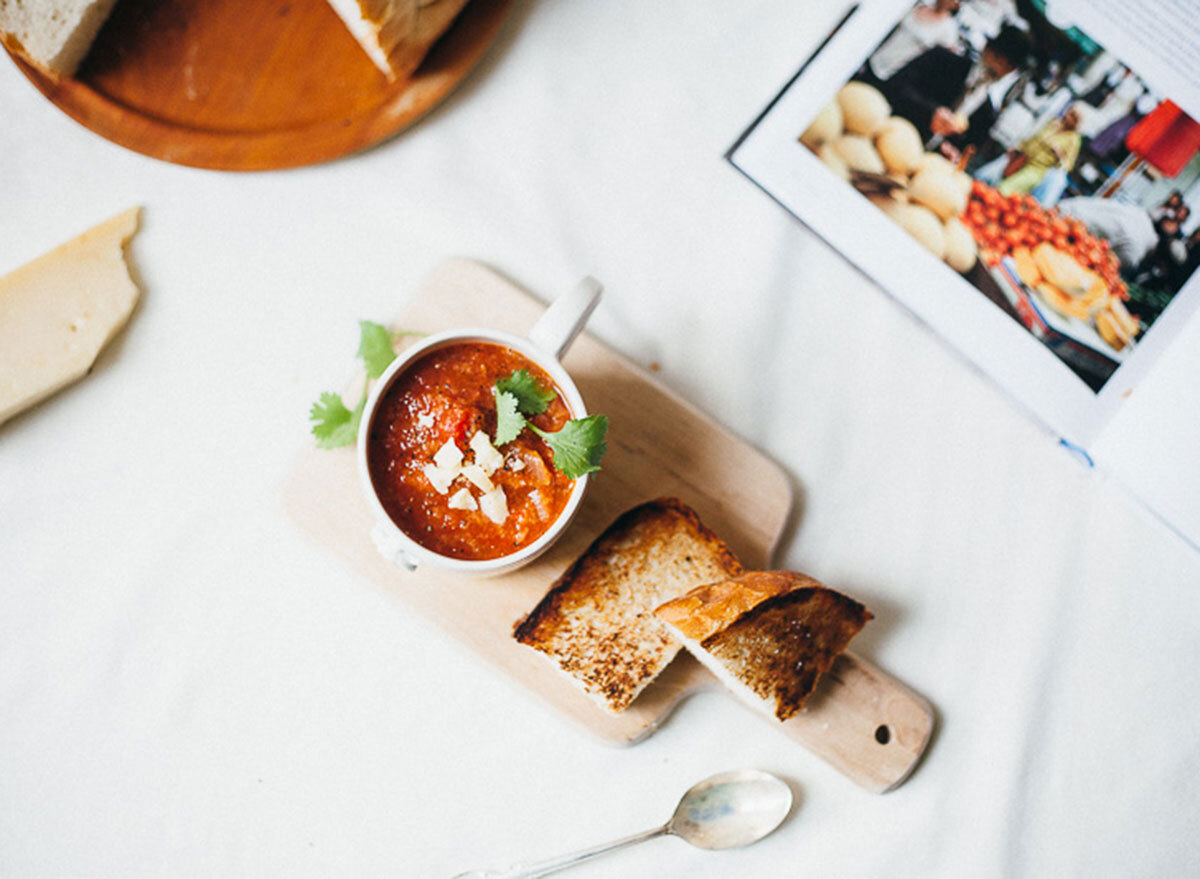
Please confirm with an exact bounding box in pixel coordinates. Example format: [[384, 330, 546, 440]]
[[3, 2, 1199, 876]]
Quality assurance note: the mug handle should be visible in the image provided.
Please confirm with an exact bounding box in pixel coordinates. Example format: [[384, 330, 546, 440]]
[[528, 277, 603, 361], [371, 521, 418, 572]]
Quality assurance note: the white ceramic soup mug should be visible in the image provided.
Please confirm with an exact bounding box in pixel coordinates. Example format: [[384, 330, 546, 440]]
[[358, 277, 602, 576]]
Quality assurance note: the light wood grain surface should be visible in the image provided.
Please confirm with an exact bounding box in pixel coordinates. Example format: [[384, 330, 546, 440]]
[[283, 258, 932, 792]]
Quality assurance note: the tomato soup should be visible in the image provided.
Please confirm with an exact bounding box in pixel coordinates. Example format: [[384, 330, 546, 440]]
[[367, 342, 576, 560]]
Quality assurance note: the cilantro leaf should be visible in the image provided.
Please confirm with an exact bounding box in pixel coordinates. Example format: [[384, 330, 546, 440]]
[[309, 391, 365, 449], [357, 320, 397, 379], [530, 415, 608, 478], [496, 369, 556, 416], [493, 389, 527, 446]]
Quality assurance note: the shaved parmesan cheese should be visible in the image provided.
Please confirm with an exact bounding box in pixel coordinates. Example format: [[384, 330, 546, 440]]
[[423, 463, 457, 494], [447, 488, 477, 510], [479, 487, 508, 524], [469, 430, 505, 475], [432, 440, 463, 470], [529, 488, 550, 520], [417, 411, 434, 429], [507, 455, 526, 472], [460, 463, 494, 493]]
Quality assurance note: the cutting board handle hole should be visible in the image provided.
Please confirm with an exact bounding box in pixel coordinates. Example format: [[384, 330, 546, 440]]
[[875, 724, 890, 745]]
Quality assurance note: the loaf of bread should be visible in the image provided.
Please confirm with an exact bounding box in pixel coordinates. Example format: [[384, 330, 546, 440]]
[[0, 0, 119, 77], [326, 0, 470, 80], [514, 498, 743, 714], [654, 571, 871, 721]]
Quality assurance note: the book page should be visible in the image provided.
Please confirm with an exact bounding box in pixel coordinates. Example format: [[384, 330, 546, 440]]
[[1093, 310, 1200, 550], [1052, 0, 1200, 121], [729, 0, 1200, 449]]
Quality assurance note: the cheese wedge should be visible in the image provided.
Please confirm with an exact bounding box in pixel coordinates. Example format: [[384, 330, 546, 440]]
[[0, 0, 119, 77], [0, 208, 142, 427]]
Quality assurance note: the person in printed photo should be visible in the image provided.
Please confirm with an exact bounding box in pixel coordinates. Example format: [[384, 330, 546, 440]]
[[864, 0, 963, 85], [880, 24, 1032, 155], [995, 104, 1084, 199], [1150, 190, 1187, 224]]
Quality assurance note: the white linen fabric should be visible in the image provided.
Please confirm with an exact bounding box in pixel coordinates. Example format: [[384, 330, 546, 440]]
[[1, 2, 1198, 877]]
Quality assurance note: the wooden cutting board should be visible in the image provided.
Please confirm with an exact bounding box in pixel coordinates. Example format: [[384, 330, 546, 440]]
[[6, 0, 511, 171], [283, 259, 933, 793]]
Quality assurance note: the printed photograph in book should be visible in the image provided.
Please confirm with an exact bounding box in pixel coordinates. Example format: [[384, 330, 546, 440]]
[[800, 0, 1200, 392]]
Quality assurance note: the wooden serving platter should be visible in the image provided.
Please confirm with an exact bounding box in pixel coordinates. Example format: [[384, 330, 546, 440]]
[[6, 0, 512, 171], [283, 259, 933, 793]]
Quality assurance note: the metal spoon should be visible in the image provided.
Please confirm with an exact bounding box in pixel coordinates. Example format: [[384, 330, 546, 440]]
[[452, 769, 793, 879]]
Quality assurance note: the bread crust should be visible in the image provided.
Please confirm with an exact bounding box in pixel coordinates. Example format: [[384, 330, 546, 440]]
[[654, 570, 821, 641], [655, 571, 871, 720], [513, 497, 743, 712]]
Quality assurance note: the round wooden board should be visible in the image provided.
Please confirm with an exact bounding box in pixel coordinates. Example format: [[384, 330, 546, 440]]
[[6, 0, 513, 171]]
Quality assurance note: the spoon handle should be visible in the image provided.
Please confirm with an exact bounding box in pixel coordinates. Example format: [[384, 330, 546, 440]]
[[452, 824, 669, 879]]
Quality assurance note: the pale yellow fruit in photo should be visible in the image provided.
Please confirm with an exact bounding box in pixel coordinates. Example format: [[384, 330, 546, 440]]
[[875, 116, 924, 175], [801, 101, 843, 149], [943, 218, 978, 273], [867, 193, 907, 223], [953, 169, 973, 200], [833, 134, 885, 174], [916, 152, 955, 176], [908, 166, 968, 220], [817, 143, 851, 180], [837, 82, 891, 135], [899, 204, 947, 260]]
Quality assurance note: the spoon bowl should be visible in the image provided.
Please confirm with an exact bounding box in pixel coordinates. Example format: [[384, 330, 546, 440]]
[[667, 769, 794, 850]]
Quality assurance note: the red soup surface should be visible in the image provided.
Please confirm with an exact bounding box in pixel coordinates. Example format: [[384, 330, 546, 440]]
[[367, 342, 576, 561]]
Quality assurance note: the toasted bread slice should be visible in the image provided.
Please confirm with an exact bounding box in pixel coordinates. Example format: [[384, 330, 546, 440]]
[[654, 571, 871, 721], [514, 498, 743, 713]]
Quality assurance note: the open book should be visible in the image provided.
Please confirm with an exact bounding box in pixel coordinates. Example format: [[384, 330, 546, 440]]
[[729, 0, 1200, 550]]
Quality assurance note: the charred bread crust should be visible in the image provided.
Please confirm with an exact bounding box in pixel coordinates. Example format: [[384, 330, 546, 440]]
[[654, 570, 820, 641], [513, 497, 744, 712], [694, 575, 871, 720]]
